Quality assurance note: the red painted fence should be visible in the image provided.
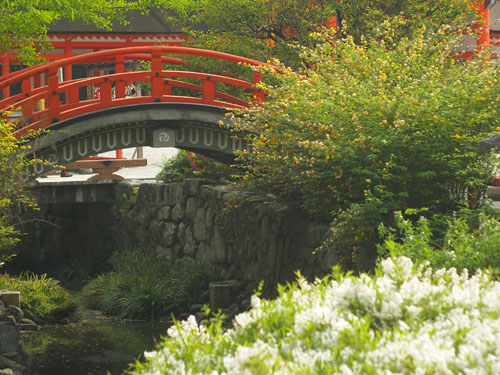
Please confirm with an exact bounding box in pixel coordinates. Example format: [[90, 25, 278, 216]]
[[0, 46, 267, 137]]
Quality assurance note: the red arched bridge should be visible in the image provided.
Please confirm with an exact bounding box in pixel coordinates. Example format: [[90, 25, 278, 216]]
[[0, 46, 267, 178]]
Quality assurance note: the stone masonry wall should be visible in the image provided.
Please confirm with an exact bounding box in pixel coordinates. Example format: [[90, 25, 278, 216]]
[[23, 179, 330, 297], [112, 180, 329, 296]]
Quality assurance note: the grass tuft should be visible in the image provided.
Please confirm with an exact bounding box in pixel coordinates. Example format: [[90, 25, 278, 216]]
[[0, 272, 77, 322], [80, 251, 225, 320]]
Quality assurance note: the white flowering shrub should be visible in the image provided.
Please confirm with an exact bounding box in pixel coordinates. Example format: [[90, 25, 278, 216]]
[[130, 257, 500, 375]]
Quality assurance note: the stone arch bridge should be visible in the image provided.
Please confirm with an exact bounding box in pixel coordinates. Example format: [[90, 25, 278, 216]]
[[0, 46, 267, 178]]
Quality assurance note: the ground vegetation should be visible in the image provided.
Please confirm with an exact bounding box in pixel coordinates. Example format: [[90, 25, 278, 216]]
[[80, 250, 225, 320]]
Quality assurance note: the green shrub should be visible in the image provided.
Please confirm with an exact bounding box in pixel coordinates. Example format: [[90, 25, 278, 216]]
[[233, 18, 500, 266], [130, 256, 500, 374], [80, 251, 225, 320], [0, 272, 76, 322], [0, 117, 41, 256], [156, 151, 237, 184], [378, 209, 500, 276]]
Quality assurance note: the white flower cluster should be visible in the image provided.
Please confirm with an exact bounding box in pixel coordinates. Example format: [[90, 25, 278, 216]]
[[134, 257, 500, 375]]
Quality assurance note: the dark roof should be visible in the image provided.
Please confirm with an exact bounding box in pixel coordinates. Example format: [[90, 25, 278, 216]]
[[49, 8, 182, 34]]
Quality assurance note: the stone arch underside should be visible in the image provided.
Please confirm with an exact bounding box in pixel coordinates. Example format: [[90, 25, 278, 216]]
[[26, 103, 247, 178]]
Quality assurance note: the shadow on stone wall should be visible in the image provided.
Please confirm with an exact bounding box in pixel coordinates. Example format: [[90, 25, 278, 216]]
[[18, 179, 332, 297]]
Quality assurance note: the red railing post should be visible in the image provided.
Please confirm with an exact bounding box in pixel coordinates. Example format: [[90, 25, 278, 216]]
[[47, 66, 61, 122], [202, 76, 216, 101], [21, 79, 33, 118], [101, 79, 112, 103], [164, 80, 172, 95], [1, 54, 10, 99], [115, 55, 126, 99], [69, 86, 79, 105], [151, 47, 163, 99]]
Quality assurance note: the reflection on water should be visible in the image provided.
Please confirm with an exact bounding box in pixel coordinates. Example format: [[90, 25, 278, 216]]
[[21, 318, 169, 375]]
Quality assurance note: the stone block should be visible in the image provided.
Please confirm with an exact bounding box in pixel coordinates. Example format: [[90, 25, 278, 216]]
[[161, 222, 178, 247], [479, 133, 500, 152], [210, 228, 226, 261], [172, 203, 184, 221], [185, 198, 199, 220], [19, 319, 38, 331], [197, 242, 209, 260], [200, 185, 216, 202], [0, 353, 21, 364], [183, 179, 202, 196], [0, 293, 19, 309], [137, 183, 160, 203], [209, 282, 232, 311], [193, 208, 207, 241], [487, 186, 500, 201], [157, 206, 172, 221], [5, 308, 22, 324], [205, 208, 215, 231], [214, 186, 232, 200], [0, 322, 19, 353], [182, 228, 197, 257], [164, 183, 184, 206], [149, 221, 164, 242]]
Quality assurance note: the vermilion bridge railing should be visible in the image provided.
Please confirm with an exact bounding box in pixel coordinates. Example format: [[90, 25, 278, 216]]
[[0, 46, 267, 137]]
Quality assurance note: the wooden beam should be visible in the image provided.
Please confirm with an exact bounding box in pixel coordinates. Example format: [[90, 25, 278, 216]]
[[64, 158, 147, 181]]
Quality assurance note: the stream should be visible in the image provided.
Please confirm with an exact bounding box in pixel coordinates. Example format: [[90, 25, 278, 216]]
[[20, 309, 170, 375]]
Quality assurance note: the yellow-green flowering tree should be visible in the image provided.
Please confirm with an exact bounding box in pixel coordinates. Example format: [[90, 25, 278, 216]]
[[167, 0, 473, 69], [0, 117, 39, 255], [232, 18, 500, 269]]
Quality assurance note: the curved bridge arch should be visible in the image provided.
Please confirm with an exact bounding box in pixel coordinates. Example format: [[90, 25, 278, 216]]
[[0, 46, 269, 179], [0, 46, 267, 136], [27, 103, 246, 177]]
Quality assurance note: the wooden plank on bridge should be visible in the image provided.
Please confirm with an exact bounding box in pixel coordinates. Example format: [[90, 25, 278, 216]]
[[64, 158, 147, 181]]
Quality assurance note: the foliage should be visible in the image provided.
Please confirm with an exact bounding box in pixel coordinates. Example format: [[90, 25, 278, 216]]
[[0, 0, 191, 65], [79, 250, 225, 320], [167, 0, 473, 69], [0, 272, 76, 322], [0, 116, 40, 257], [334, 0, 474, 44], [231, 18, 500, 268], [167, 0, 336, 69], [378, 209, 500, 276], [156, 151, 238, 184], [47, 257, 112, 291], [130, 256, 500, 374]]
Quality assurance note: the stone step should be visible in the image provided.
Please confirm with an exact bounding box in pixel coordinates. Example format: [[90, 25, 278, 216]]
[[487, 186, 500, 201]]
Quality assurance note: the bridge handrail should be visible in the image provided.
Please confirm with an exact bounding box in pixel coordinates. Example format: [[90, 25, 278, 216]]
[[1, 46, 271, 138], [0, 70, 253, 109], [0, 46, 267, 90], [9, 70, 251, 127]]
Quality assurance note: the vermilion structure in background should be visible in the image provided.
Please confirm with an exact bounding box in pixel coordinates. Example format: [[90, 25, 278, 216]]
[[1, 9, 187, 85], [0, 9, 188, 163], [0, 3, 498, 180]]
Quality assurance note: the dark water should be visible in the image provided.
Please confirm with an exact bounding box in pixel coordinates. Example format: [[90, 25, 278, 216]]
[[21, 314, 169, 375]]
